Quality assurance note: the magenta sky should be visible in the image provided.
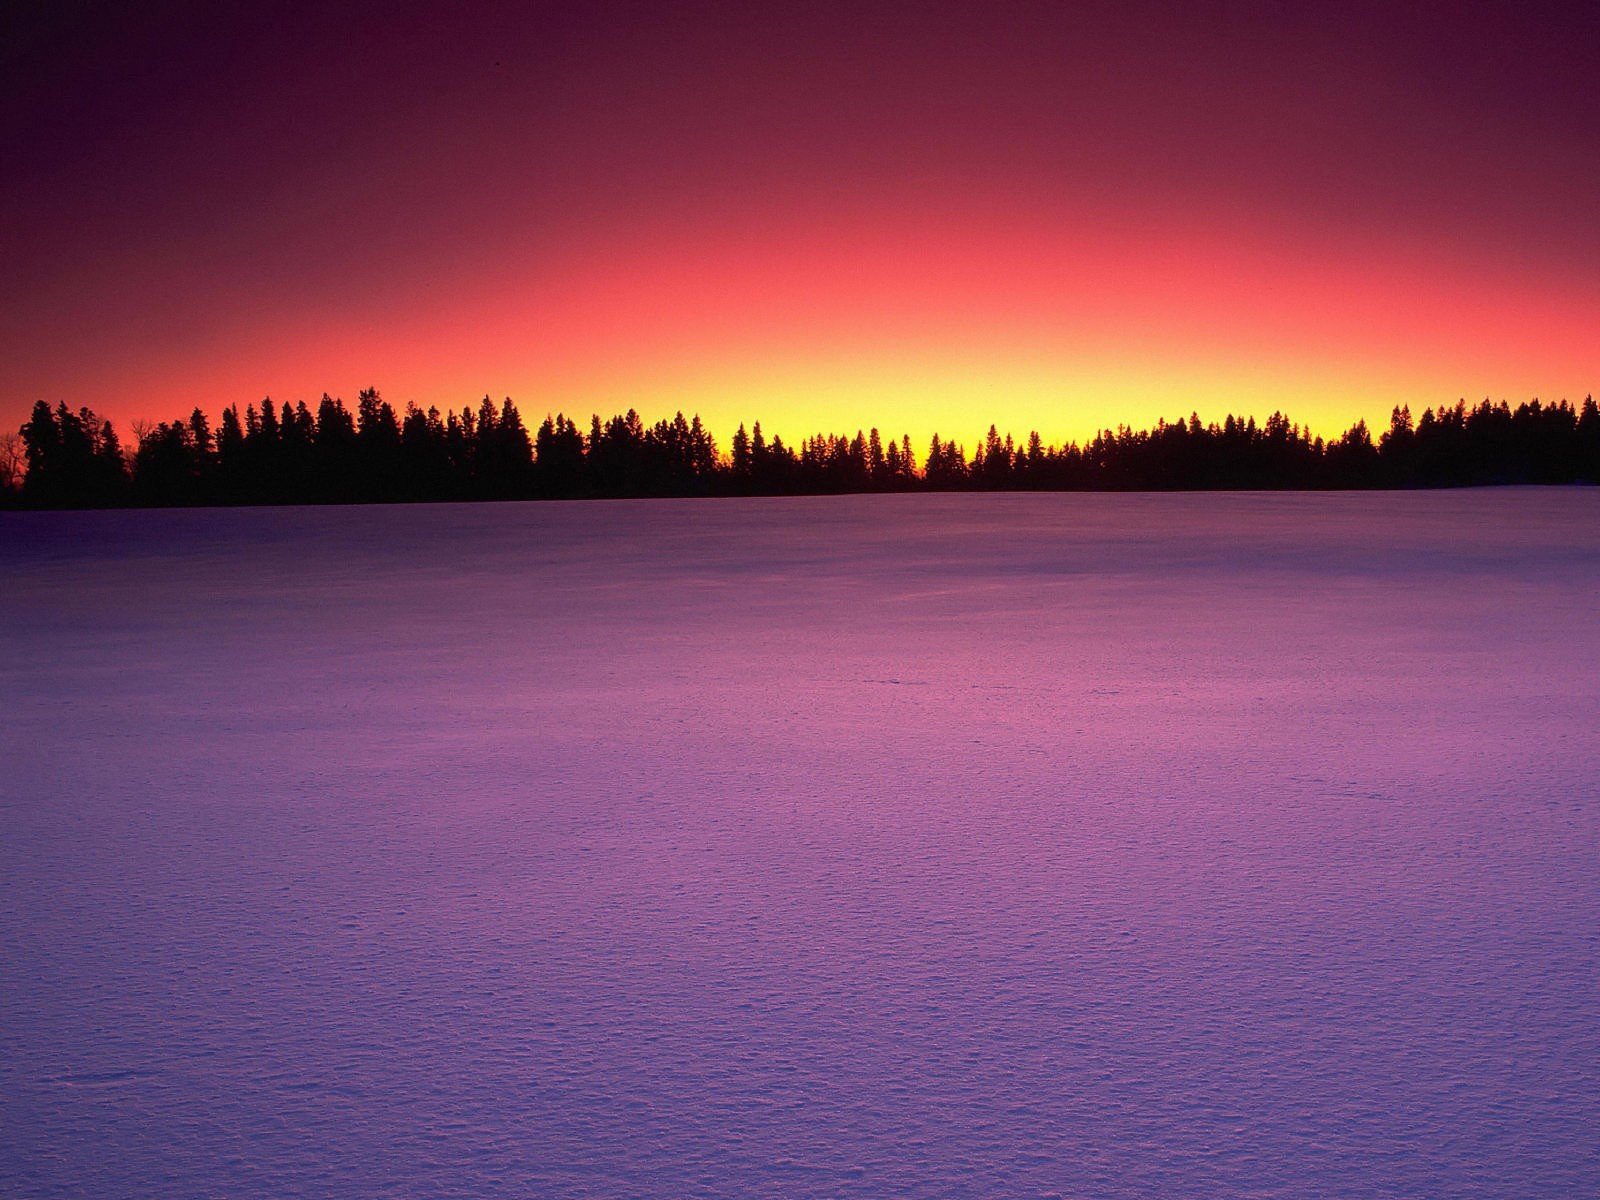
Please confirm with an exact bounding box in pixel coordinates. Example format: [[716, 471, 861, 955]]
[[5, 1, 1597, 444]]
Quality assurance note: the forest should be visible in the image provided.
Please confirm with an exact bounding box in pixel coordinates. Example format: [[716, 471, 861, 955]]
[[6, 390, 1598, 508]]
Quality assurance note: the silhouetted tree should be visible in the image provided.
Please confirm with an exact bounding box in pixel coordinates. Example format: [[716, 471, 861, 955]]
[[20, 401, 128, 506], [12, 390, 1598, 507], [534, 413, 586, 497]]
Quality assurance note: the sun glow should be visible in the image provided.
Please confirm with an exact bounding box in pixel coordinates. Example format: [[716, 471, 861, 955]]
[[47, 211, 1595, 452]]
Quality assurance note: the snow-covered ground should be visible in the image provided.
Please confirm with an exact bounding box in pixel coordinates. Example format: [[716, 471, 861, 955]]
[[3, 490, 1598, 1198]]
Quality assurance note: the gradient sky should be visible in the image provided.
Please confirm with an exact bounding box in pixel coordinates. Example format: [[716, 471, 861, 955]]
[[5, 0, 1598, 448]]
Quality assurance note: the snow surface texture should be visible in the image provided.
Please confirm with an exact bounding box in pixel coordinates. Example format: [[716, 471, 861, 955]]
[[2, 490, 1598, 1198]]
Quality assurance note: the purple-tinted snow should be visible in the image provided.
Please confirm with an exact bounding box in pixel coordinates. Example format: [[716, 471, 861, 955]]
[[2, 490, 1598, 1198]]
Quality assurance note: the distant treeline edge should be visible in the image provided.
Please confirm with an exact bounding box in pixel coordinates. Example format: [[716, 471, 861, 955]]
[[6, 391, 1599, 507]]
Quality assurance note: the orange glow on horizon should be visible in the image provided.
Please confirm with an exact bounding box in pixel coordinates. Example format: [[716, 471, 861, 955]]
[[49, 208, 1597, 454]]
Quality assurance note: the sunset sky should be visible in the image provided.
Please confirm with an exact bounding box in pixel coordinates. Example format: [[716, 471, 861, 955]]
[[5, 0, 1597, 448]]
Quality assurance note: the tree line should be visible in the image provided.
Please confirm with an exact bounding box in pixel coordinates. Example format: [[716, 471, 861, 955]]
[[5, 390, 1598, 508]]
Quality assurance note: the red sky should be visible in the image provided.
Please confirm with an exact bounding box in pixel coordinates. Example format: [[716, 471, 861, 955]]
[[4, 0, 1597, 447]]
